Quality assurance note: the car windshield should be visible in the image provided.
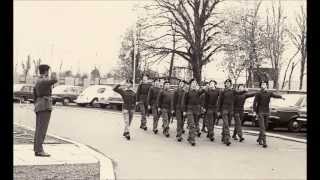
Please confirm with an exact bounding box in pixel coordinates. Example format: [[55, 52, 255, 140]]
[[14, 84, 24, 92], [271, 94, 304, 107]]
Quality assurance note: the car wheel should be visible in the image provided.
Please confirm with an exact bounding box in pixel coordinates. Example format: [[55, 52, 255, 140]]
[[100, 104, 107, 108], [288, 119, 302, 132], [62, 98, 70, 106], [90, 98, 99, 108]]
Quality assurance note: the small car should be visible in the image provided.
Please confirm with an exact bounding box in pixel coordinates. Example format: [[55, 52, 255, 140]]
[[13, 84, 34, 103], [75, 85, 114, 108], [51, 85, 83, 106], [243, 94, 307, 132]]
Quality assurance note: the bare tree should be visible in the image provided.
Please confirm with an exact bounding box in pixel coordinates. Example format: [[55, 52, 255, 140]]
[[33, 58, 42, 76], [141, 0, 225, 82], [221, 49, 247, 85], [261, 0, 287, 90], [21, 55, 31, 82], [281, 49, 299, 89], [287, 6, 306, 90], [222, 0, 265, 87]]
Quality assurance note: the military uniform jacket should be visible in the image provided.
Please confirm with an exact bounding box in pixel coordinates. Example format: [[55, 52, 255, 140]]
[[136, 83, 152, 103], [181, 89, 205, 112], [156, 89, 174, 110], [234, 91, 256, 112], [113, 85, 136, 110], [173, 88, 185, 110], [203, 89, 220, 111], [33, 76, 57, 113], [253, 90, 282, 114], [218, 88, 243, 112], [147, 86, 161, 106]]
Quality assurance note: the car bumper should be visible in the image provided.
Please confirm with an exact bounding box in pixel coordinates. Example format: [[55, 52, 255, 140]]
[[97, 99, 110, 105]]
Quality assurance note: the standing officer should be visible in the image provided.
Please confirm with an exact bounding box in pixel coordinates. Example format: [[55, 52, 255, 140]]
[[181, 79, 205, 146], [113, 80, 136, 140], [203, 80, 220, 142], [218, 79, 242, 146], [156, 81, 174, 137], [173, 79, 187, 141], [232, 84, 256, 142], [136, 74, 152, 131], [147, 79, 162, 134], [253, 80, 285, 148], [33, 64, 57, 157]]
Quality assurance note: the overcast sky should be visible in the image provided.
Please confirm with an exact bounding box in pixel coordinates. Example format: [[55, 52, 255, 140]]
[[14, 0, 306, 82]]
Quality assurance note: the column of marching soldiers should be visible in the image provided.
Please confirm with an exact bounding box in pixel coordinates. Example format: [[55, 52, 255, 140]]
[[113, 74, 285, 148]]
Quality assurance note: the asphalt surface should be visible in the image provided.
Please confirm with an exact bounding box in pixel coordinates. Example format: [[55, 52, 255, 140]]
[[14, 103, 306, 179]]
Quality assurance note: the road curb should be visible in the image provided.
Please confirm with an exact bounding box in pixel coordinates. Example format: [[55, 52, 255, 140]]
[[14, 123, 117, 180], [214, 125, 306, 143]]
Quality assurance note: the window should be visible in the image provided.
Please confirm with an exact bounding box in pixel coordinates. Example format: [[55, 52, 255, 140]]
[[97, 88, 106, 94]]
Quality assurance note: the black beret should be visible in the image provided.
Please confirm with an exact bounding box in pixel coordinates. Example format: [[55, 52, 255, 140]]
[[209, 80, 217, 85], [224, 79, 232, 84], [38, 64, 50, 74]]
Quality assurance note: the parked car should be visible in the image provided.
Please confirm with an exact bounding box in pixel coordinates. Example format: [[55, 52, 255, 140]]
[[243, 94, 307, 132], [75, 85, 114, 108], [51, 85, 83, 106], [13, 84, 34, 103]]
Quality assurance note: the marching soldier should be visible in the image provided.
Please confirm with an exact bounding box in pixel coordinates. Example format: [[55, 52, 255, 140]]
[[156, 81, 174, 137], [173, 79, 187, 141], [147, 79, 162, 134], [33, 64, 58, 157], [253, 80, 285, 148], [232, 84, 256, 142], [203, 80, 220, 142], [200, 81, 209, 133], [181, 79, 205, 146], [136, 74, 152, 131], [218, 79, 243, 146], [113, 80, 137, 140]]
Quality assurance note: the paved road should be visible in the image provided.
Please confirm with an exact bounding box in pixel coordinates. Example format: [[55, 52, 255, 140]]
[[49, 102, 308, 140], [14, 103, 306, 179]]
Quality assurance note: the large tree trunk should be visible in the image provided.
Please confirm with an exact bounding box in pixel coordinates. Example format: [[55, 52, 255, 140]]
[[288, 63, 296, 90], [299, 55, 306, 90], [191, 60, 202, 83], [168, 27, 176, 81], [273, 67, 279, 90]]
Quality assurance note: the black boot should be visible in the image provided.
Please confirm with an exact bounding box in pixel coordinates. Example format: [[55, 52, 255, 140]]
[[210, 136, 215, 142], [125, 133, 131, 140], [182, 129, 185, 134], [177, 137, 183, 142], [153, 129, 158, 134], [239, 137, 245, 142], [197, 132, 201, 137]]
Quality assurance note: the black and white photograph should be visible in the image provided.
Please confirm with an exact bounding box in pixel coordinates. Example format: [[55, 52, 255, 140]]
[[13, 0, 307, 179]]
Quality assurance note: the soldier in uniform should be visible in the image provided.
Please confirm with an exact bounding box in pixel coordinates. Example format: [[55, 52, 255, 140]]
[[113, 80, 137, 140], [218, 79, 243, 146], [33, 64, 57, 157], [181, 79, 205, 146], [232, 84, 256, 142], [203, 80, 220, 142], [173, 79, 187, 141], [200, 81, 209, 133], [147, 79, 162, 134], [156, 81, 174, 137], [136, 74, 152, 130], [253, 80, 285, 148]]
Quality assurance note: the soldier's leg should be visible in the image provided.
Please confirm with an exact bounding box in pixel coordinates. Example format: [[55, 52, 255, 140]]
[[234, 112, 243, 140], [212, 111, 217, 138], [122, 109, 130, 134], [161, 109, 169, 137], [176, 110, 183, 138], [262, 114, 269, 147], [34, 112, 41, 153], [207, 110, 214, 140], [258, 113, 266, 145], [152, 105, 159, 132], [187, 111, 196, 145], [34, 111, 51, 153], [194, 112, 201, 137], [222, 110, 231, 145], [139, 102, 147, 129]]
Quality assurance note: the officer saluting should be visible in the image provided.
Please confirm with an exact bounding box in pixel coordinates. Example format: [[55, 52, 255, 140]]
[[33, 64, 58, 157]]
